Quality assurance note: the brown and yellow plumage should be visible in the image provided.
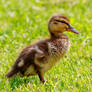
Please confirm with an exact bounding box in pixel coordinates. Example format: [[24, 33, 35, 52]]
[[6, 14, 79, 83]]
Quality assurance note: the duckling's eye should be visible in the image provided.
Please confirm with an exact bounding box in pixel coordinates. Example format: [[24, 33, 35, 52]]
[[55, 20, 69, 27]]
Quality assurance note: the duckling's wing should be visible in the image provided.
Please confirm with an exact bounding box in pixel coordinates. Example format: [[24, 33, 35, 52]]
[[33, 41, 49, 68]]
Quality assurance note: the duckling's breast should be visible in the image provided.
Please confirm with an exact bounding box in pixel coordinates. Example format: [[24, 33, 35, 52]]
[[40, 38, 69, 73]]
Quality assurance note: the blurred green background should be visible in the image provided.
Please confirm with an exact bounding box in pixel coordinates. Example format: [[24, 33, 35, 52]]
[[0, 0, 92, 92]]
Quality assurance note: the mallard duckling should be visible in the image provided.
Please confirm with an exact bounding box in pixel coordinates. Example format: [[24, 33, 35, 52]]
[[6, 14, 79, 83]]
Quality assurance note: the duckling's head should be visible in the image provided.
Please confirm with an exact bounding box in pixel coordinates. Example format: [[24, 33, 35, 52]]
[[48, 14, 79, 35]]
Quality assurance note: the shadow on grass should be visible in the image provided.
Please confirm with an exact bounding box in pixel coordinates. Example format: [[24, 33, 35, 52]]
[[8, 76, 38, 90]]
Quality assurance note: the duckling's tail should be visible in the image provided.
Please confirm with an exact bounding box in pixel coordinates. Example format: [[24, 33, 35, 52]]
[[6, 68, 18, 78]]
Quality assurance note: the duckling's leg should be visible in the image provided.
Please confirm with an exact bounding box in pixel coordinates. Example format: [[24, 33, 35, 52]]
[[37, 71, 45, 83]]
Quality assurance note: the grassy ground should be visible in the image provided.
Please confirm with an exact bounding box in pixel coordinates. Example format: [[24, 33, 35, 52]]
[[0, 0, 92, 92]]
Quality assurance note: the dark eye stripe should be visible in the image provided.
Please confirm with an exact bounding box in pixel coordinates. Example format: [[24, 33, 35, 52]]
[[55, 20, 69, 26]]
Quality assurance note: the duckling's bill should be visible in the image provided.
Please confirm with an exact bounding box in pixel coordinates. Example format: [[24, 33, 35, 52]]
[[67, 25, 79, 34]]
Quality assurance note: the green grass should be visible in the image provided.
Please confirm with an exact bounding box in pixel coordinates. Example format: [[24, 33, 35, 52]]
[[0, 0, 92, 92]]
